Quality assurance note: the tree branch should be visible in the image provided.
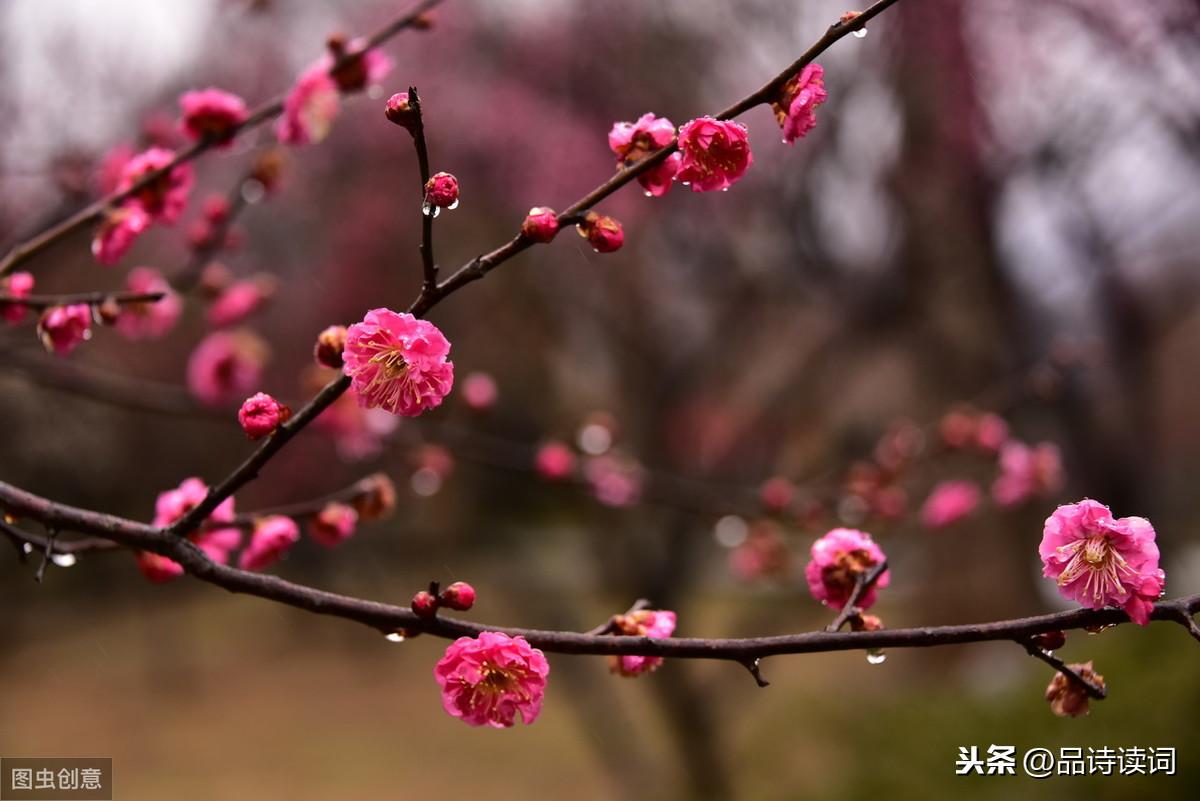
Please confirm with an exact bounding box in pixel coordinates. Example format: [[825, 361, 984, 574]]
[[825, 560, 889, 632], [1019, 638, 1107, 700], [406, 86, 438, 292], [0, 290, 164, 311]]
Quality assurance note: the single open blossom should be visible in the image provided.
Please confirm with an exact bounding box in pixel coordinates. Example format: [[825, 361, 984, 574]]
[[1040, 499, 1164, 625], [179, 88, 248, 147], [609, 610, 677, 677], [342, 308, 454, 417], [207, 277, 275, 327], [920, 480, 981, 529], [117, 147, 194, 224], [1045, 662, 1105, 717], [461, 371, 498, 411], [772, 63, 829, 144], [577, 212, 624, 253], [276, 63, 340, 146], [238, 392, 289, 439], [521, 207, 559, 242], [992, 441, 1064, 507], [804, 528, 890, 610], [608, 113, 681, 196], [239, 515, 300, 571], [534, 440, 576, 480], [37, 305, 91, 355], [424, 172, 459, 208], [384, 91, 419, 134], [675, 117, 753, 192], [92, 205, 151, 265], [115, 267, 181, 340], [0, 272, 34, 324], [308, 501, 358, 547], [434, 632, 550, 728], [187, 330, 268, 406], [138, 477, 241, 580]]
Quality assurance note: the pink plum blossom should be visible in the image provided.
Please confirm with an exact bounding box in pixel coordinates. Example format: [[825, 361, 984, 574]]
[[136, 552, 185, 583], [434, 632, 550, 728], [0, 272, 34, 324], [207, 277, 274, 327], [759, 476, 795, 514], [179, 88, 248, 147], [919, 480, 981, 530], [186, 330, 267, 407], [116, 147, 194, 224], [534, 440, 576, 481], [238, 392, 289, 439], [772, 63, 828, 144], [95, 143, 134, 195], [327, 37, 392, 93], [608, 113, 681, 196], [239, 515, 300, 571], [675, 117, 753, 192], [384, 91, 418, 133], [115, 267, 181, 340], [1045, 661, 1105, 717], [804, 527, 890, 610], [139, 477, 242, 579], [609, 609, 677, 677], [276, 63, 340, 146], [1039, 499, 1164, 625], [92, 205, 151, 265], [308, 502, 358, 548], [342, 308, 455, 417], [461, 371, 498, 411], [37, 304, 91, 355], [992, 441, 1064, 507]]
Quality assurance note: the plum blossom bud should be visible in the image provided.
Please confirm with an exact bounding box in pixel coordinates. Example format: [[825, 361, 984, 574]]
[[308, 501, 358, 547], [1, 272, 35, 324], [411, 590, 439, 618], [577, 212, 624, 253], [238, 392, 290, 439], [440, 581, 476, 611], [759, 476, 795, 514], [461, 371, 498, 411], [37, 304, 92, 356], [96, 297, 122, 325], [535, 440, 576, 481], [424, 172, 459, 208], [384, 92, 419, 134], [239, 515, 300, 571], [855, 614, 885, 632], [92, 205, 150, 265], [521, 207, 560, 243], [1045, 662, 1104, 717], [314, 325, 348, 368], [179, 88, 248, 148], [351, 473, 397, 522]]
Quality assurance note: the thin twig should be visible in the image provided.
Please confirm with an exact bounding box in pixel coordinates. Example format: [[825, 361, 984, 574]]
[[0, 290, 165, 311], [407, 87, 438, 292], [825, 560, 889, 632], [1019, 638, 1107, 700]]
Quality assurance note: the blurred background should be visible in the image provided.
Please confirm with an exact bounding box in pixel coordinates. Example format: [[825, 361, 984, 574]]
[[2, 0, 1199, 798]]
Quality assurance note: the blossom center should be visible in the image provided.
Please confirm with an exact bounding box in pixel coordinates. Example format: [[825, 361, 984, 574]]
[[1056, 536, 1135, 603]]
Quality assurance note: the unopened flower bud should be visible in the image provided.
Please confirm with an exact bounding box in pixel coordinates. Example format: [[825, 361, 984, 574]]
[[352, 472, 397, 522], [238, 392, 290, 439], [96, 297, 122, 326], [577, 212, 624, 253], [1045, 661, 1104, 717], [314, 325, 348, 368], [384, 92, 419, 134], [250, 148, 285, 194], [411, 590, 439, 618], [439, 581, 476, 611], [521, 207, 560, 243], [424, 171, 459, 208], [855, 614, 885, 632], [38, 304, 92, 356]]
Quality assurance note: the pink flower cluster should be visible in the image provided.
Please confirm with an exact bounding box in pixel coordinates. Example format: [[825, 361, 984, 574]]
[[179, 88, 248, 147], [608, 113, 682, 197], [804, 528, 890, 611], [276, 40, 391, 146], [136, 477, 243, 582], [93, 147, 194, 265], [435, 632, 550, 728], [1040, 499, 1164, 625], [609, 610, 677, 677], [772, 63, 829, 144], [342, 308, 455, 417]]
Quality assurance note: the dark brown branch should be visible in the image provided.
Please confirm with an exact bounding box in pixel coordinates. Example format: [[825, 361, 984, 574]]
[[0, 0, 444, 279], [825, 560, 889, 632], [407, 87, 438, 292], [0, 290, 164, 311], [2, 479, 1198, 663], [1019, 638, 1107, 700]]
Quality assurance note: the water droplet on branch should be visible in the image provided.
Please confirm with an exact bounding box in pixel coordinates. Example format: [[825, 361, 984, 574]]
[[50, 553, 77, 567], [385, 632, 406, 643], [852, 28, 868, 38], [421, 202, 441, 218], [866, 649, 886, 665]]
